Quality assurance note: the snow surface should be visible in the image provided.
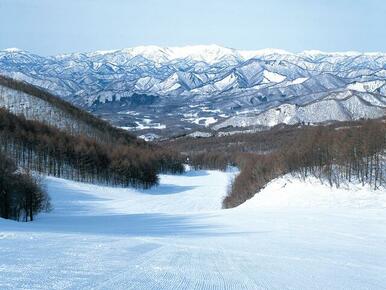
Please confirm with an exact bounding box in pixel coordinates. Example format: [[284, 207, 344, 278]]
[[1, 169, 386, 289], [182, 116, 218, 127], [263, 70, 287, 83], [121, 122, 166, 131], [288, 77, 309, 85], [346, 80, 385, 93]]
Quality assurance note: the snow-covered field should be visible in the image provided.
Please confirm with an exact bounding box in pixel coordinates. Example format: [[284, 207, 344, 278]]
[[1, 169, 386, 289]]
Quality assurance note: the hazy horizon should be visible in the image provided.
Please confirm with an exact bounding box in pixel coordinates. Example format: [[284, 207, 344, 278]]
[[3, 44, 386, 57]]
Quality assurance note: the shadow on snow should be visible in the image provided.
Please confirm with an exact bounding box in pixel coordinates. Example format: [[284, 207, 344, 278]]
[[141, 184, 197, 195]]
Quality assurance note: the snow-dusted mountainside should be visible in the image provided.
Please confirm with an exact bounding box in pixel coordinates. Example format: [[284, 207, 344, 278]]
[[0, 76, 139, 144], [0, 82, 96, 134], [1, 169, 386, 289], [1, 45, 385, 136]]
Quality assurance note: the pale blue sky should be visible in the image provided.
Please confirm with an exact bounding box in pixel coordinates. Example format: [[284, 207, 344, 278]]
[[0, 0, 385, 55]]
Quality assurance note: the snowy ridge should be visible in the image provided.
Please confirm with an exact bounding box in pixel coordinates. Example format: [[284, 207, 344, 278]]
[[1, 45, 386, 134], [214, 92, 385, 129], [63, 45, 293, 64], [64, 46, 386, 63]]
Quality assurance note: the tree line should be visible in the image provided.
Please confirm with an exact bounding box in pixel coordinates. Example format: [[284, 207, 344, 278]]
[[162, 118, 386, 208], [0, 108, 183, 190]]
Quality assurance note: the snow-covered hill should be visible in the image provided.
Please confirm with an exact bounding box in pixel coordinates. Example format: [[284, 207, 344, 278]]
[[0, 75, 140, 144], [1, 169, 386, 289], [0, 83, 95, 133], [1, 45, 385, 136]]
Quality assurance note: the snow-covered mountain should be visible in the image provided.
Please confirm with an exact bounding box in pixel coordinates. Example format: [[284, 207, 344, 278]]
[[0, 45, 385, 136]]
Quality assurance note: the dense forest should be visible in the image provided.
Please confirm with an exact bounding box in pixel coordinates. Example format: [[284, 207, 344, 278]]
[[161, 118, 386, 208], [0, 152, 50, 221], [0, 108, 183, 189]]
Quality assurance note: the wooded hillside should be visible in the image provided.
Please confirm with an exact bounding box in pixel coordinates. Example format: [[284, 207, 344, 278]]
[[0, 75, 140, 144], [0, 108, 183, 189], [162, 118, 386, 208]]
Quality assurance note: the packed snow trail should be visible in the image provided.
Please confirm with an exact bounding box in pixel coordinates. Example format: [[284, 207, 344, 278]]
[[1, 169, 386, 289]]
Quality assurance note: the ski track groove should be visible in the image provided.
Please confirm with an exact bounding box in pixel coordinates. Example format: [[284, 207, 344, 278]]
[[93, 243, 166, 290]]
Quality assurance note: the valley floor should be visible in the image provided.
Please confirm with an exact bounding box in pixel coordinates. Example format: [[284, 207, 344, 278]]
[[1, 169, 386, 289]]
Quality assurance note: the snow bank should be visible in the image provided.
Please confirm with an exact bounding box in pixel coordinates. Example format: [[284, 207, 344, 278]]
[[241, 174, 386, 209]]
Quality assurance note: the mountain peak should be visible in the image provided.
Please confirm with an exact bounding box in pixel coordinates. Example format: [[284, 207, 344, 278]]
[[2, 48, 25, 53], [84, 45, 294, 64]]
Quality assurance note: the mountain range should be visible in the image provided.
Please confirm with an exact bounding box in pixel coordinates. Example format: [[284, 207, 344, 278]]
[[0, 45, 385, 138]]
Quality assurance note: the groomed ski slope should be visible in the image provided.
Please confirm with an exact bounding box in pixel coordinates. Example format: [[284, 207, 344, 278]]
[[1, 168, 386, 289]]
